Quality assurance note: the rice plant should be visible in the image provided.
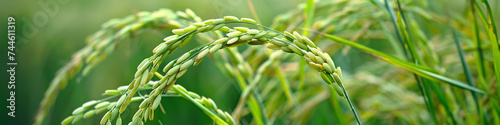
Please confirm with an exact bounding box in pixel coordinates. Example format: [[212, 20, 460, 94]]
[[33, 0, 500, 124]]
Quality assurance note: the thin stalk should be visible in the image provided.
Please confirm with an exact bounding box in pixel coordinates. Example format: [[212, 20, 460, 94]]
[[469, 0, 487, 82], [246, 0, 261, 24], [475, 0, 500, 108], [297, 0, 315, 101], [327, 86, 346, 125], [383, 0, 410, 60], [297, 58, 306, 99], [275, 64, 300, 110], [469, 2, 492, 123], [338, 84, 361, 125], [302, 0, 315, 36]]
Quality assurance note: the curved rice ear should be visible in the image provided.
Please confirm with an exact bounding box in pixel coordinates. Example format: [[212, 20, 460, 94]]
[[55, 6, 360, 124], [35, 8, 202, 125], [110, 20, 346, 123]]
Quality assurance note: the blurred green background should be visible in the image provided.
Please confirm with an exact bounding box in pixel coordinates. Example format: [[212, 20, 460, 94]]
[[1, 0, 499, 125]]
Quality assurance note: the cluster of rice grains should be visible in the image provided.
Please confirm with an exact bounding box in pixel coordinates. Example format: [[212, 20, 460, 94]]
[[61, 81, 233, 125], [61, 84, 147, 125], [93, 15, 345, 124], [44, 4, 352, 124], [34, 8, 193, 125]]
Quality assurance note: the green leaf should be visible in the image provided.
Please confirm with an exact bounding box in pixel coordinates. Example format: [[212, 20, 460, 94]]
[[322, 34, 486, 94]]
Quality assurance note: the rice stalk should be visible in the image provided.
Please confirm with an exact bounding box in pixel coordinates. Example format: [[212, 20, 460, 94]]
[[98, 15, 350, 124]]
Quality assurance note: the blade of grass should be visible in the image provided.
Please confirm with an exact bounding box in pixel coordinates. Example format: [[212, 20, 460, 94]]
[[376, 19, 405, 58], [321, 34, 486, 94], [480, 0, 498, 39], [469, 1, 492, 123], [475, 0, 500, 108], [452, 30, 480, 113], [469, 0, 487, 84]]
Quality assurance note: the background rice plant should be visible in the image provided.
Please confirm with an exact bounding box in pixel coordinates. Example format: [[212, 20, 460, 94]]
[[1, 0, 500, 124]]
